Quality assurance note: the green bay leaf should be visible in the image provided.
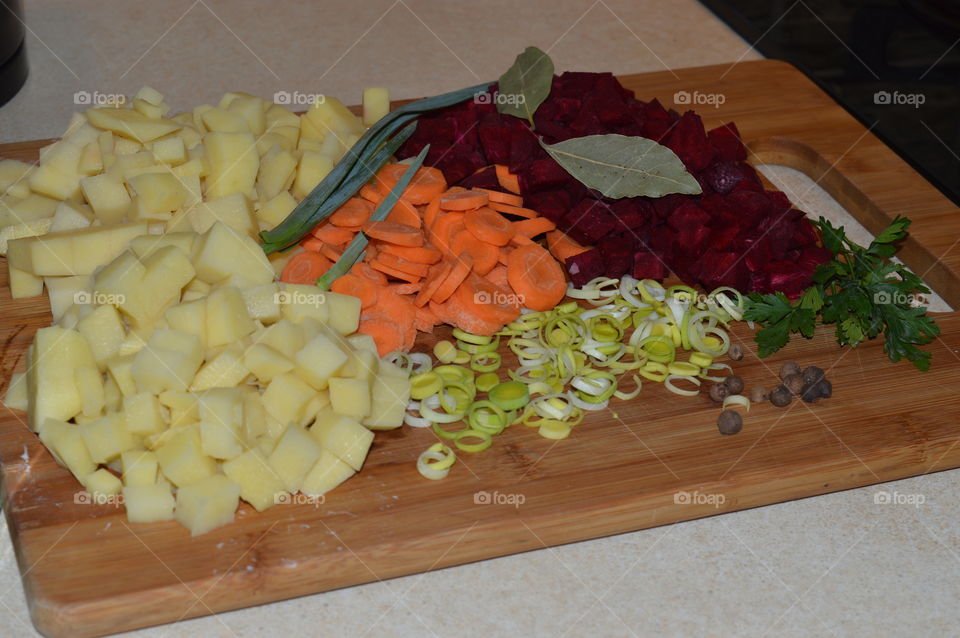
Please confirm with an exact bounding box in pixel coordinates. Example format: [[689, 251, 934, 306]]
[[539, 134, 702, 198], [497, 46, 554, 126]]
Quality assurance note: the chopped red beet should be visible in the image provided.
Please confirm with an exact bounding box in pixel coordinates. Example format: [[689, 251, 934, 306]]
[[566, 249, 606, 287]]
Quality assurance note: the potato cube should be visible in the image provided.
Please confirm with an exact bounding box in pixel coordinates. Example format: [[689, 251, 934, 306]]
[[129, 232, 195, 260], [321, 291, 361, 335], [105, 354, 138, 396], [80, 412, 135, 464], [293, 333, 348, 390], [362, 87, 390, 126], [256, 319, 304, 359], [3, 372, 27, 412], [131, 330, 203, 394], [267, 425, 322, 492], [242, 283, 281, 324], [74, 365, 105, 418], [151, 136, 186, 165], [222, 448, 286, 511], [123, 392, 165, 436], [310, 410, 373, 471], [0, 218, 53, 256], [86, 107, 181, 143], [255, 191, 296, 229], [155, 425, 217, 487], [191, 343, 249, 391], [277, 283, 330, 325], [139, 244, 196, 316], [80, 173, 131, 224], [49, 200, 94, 232], [76, 302, 125, 370], [243, 391, 268, 440], [9, 222, 150, 277], [261, 372, 316, 425], [26, 326, 96, 430], [243, 344, 293, 384], [8, 264, 43, 298], [83, 468, 123, 496], [363, 368, 411, 430], [192, 222, 273, 287], [205, 286, 256, 347], [123, 482, 175, 523], [292, 150, 333, 199], [121, 449, 159, 487], [163, 297, 206, 346], [300, 448, 355, 497], [198, 387, 244, 459], [174, 474, 241, 536], [44, 275, 91, 323], [39, 418, 95, 480], [204, 131, 258, 198], [256, 145, 297, 201], [327, 377, 371, 421], [189, 192, 256, 236]]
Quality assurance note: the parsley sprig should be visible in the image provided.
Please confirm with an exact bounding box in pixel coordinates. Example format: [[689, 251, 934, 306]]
[[743, 216, 940, 371]]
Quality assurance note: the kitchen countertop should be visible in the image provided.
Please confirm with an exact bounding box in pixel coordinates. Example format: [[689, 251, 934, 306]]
[[1, 1, 957, 636]]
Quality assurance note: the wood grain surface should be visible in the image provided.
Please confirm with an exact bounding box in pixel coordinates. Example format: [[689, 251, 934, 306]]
[[1, 59, 958, 637]]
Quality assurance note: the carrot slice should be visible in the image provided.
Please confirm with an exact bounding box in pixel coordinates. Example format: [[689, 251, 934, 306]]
[[416, 262, 452, 307], [362, 221, 424, 247], [546, 229, 590, 262], [473, 187, 524, 207], [506, 243, 566, 311], [432, 274, 519, 336], [390, 281, 423, 295], [498, 248, 511, 266], [513, 217, 556, 238], [424, 196, 443, 231], [369, 259, 423, 283], [301, 237, 325, 252], [331, 273, 379, 309], [358, 315, 405, 356], [439, 190, 489, 211], [385, 198, 422, 229], [496, 165, 521, 194], [463, 207, 515, 246], [375, 164, 447, 205], [376, 253, 431, 278], [430, 213, 466, 256], [431, 255, 473, 304], [450, 229, 499, 276], [351, 261, 388, 285], [281, 251, 331, 284], [510, 234, 535, 246], [330, 198, 374, 228], [487, 201, 539, 219], [369, 291, 418, 350], [414, 303, 440, 332], [359, 184, 383, 204], [319, 243, 343, 263], [311, 224, 355, 245], [486, 265, 510, 289], [378, 243, 442, 264]]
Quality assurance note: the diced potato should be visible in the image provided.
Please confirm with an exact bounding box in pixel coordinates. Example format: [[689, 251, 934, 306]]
[[79, 412, 135, 464], [241, 283, 280, 324], [105, 354, 138, 396], [189, 192, 255, 236], [127, 172, 186, 216], [1, 193, 59, 226], [138, 244, 196, 319], [0, 159, 34, 198], [3, 372, 28, 411], [198, 387, 244, 459], [44, 275, 91, 322], [327, 377, 371, 421], [79, 173, 131, 224], [48, 200, 94, 232], [74, 364, 105, 418], [192, 222, 273, 287], [26, 326, 96, 430], [151, 136, 187, 165], [255, 190, 296, 229], [256, 145, 297, 201], [224, 93, 267, 135], [243, 343, 294, 384], [78, 142, 103, 175], [362, 87, 390, 126], [294, 332, 348, 390], [277, 283, 330, 325], [155, 425, 217, 487], [321, 291, 361, 335], [123, 392, 165, 436], [340, 347, 379, 384], [292, 150, 333, 200], [255, 319, 304, 359], [204, 131, 258, 198], [86, 107, 182, 143], [121, 449, 159, 486], [363, 367, 411, 431], [158, 390, 200, 428], [7, 222, 149, 276], [191, 343, 249, 391], [128, 232, 195, 259], [164, 297, 206, 346], [261, 372, 316, 426], [243, 391, 268, 440], [222, 448, 286, 511], [205, 286, 256, 347], [268, 424, 322, 492], [302, 96, 364, 138], [0, 218, 53, 256], [266, 103, 300, 129], [309, 411, 373, 471], [174, 474, 240, 536], [123, 482, 175, 523], [83, 467, 122, 496], [300, 448, 355, 497], [39, 418, 96, 480], [8, 264, 43, 298], [201, 107, 248, 133], [131, 329, 204, 394]]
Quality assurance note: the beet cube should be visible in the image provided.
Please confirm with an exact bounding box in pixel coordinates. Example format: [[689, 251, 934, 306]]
[[707, 122, 747, 162], [633, 251, 669, 280], [523, 189, 571, 222], [665, 111, 714, 172], [566, 249, 606, 287], [563, 198, 618, 244], [458, 166, 501, 191], [519, 158, 573, 193]]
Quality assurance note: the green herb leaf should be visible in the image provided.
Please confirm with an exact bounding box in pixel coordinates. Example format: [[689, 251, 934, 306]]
[[539, 134, 702, 198], [497, 46, 555, 126]]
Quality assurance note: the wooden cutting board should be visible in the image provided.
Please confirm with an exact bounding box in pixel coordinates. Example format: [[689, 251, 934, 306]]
[[1, 59, 958, 637]]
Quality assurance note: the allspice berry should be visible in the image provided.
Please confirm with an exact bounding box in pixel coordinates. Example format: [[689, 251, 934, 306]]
[[717, 409, 743, 435], [725, 374, 744, 394], [780, 361, 801, 380], [783, 373, 804, 396], [749, 386, 769, 403], [728, 344, 744, 361], [709, 382, 730, 403], [802, 365, 825, 385], [770, 385, 792, 407]]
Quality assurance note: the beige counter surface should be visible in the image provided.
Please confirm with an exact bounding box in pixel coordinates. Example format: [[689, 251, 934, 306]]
[[1, 1, 957, 636]]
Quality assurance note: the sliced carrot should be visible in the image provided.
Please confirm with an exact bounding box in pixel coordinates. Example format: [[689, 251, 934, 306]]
[[359, 184, 383, 204], [369, 259, 423, 283], [430, 213, 466, 256], [433, 274, 519, 336], [486, 265, 510, 289], [362, 221, 424, 247], [424, 196, 443, 231], [450, 229, 499, 276], [358, 315, 405, 356], [385, 198, 422, 229], [319, 243, 343, 263], [506, 243, 566, 311], [330, 198, 374, 228], [546, 229, 590, 262], [281, 251, 331, 285], [431, 255, 473, 304], [331, 273, 379, 309], [510, 234, 534, 246], [414, 303, 440, 332], [463, 207, 515, 246], [473, 187, 524, 207], [351, 261, 388, 285], [498, 248, 511, 265], [496, 165, 521, 194], [376, 252, 431, 278], [369, 291, 417, 350], [378, 243, 442, 265], [311, 224, 355, 245], [488, 201, 538, 218], [439, 189, 489, 211], [513, 217, 556, 238], [375, 164, 447, 205], [301, 237, 325, 252], [390, 281, 423, 295], [416, 262, 452, 307]]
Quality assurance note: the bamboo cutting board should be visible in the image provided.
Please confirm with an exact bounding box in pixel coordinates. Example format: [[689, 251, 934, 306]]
[[1, 60, 959, 637]]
